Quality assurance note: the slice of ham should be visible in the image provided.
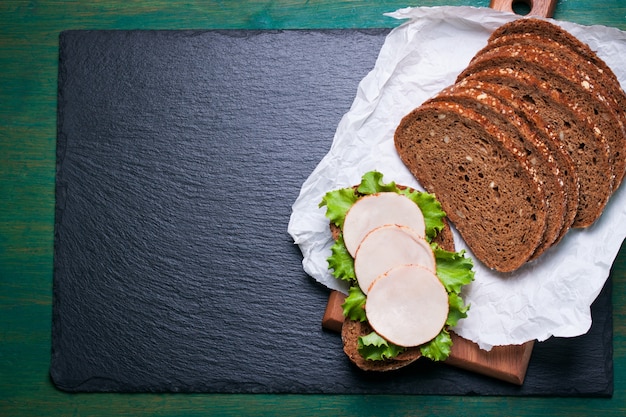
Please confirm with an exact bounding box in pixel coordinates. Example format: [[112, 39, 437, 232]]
[[354, 225, 435, 294], [342, 192, 426, 257], [366, 264, 449, 347]]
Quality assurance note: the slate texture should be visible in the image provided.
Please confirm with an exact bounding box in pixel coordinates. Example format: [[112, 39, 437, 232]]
[[52, 29, 612, 395]]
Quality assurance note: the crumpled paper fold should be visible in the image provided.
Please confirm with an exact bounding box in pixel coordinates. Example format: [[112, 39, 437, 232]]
[[287, 6, 626, 350]]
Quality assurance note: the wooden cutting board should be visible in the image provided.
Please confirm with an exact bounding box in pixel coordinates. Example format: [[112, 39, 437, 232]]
[[323, 291, 534, 385], [490, 0, 557, 18]]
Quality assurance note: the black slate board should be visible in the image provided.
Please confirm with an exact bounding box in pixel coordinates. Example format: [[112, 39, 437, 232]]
[[52, 29, 613, 396]]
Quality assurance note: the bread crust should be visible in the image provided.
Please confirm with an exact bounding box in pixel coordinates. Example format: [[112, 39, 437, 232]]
[[489, 18, 626, 106], [427, 82, 568, 260], [461, 66, 611, 228], [395, 100, 548, 272], [477, 32, 626, 188]]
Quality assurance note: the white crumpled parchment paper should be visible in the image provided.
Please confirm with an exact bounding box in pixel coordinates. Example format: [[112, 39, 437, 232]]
[[287, 6, 626, 350]]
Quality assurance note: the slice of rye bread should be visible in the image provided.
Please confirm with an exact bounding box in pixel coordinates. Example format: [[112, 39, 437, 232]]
[[454, 76, 579, 244], [488, 18, 626, 107], [461, 66, 611, 228], [487, 20, 626, 128], [475, 33, 626, 188], [426, 82, 568, 260], [342, 319, 420, 371], [341, 218, 456, 371], [456, 42, 622, 184], [395, 100, 549, 272]]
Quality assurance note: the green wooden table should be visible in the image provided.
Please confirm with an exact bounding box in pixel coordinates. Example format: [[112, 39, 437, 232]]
[[2, 0, 626, 415]]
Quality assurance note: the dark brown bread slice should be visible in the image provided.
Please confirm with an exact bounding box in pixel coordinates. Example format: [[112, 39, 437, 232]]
[[460, 66, 612, 228], [488, 18, 626, 136], [488, 18, 626, 102], [427, 82, 567, 260], [454, 75, 579, 245], [457, 42, 621, 177], [395, 100, 548, 272], [342, 319, 420, 371], [477, 32, 626, 188]]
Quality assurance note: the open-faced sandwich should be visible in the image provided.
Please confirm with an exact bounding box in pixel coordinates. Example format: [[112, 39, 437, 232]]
[[319, 171, 474, 371]]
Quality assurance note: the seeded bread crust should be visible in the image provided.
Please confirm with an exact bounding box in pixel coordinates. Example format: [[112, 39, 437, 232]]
[[427, 82, 567, 260], [488, 18, 626, 106], [393, 19, 624, 271], [395, 100, 548, 272], [461, 67, 611, 228], [474, 33, 626, 188], [457, 42, 622, 189], [455, 75, 579, 244]]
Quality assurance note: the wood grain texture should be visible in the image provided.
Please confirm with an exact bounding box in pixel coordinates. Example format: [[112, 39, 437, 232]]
[[490, 0, 557, 17], [447, 334, 534, 385], [323, 291, 534, 385], [1, 0, 626, 415]]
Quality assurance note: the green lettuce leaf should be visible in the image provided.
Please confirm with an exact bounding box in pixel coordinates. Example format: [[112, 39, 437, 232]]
[[398, 188, 446, 240], [434, 246, 475, 294], [356, 170, 398, 194], [357, 331, 405, 361], [447, 292, 470, 328], [318, 171, 448, 243], [420, 328, 452, 361], [327, 235, 356, 282], [319, 187, 358, 227], [342, 285, 367, 322]]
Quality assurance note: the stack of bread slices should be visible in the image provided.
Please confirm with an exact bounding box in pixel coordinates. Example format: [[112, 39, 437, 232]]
[[394, 18, 626, 273]]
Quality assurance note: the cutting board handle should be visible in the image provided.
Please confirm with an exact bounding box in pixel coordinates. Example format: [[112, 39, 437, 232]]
[[490, 0, 557, 18]]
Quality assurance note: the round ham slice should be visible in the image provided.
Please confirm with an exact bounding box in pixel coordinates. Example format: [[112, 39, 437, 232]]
[[366, 265, 448, 347], [342, 192, 426, 257], [354, 225, 435, 294]]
